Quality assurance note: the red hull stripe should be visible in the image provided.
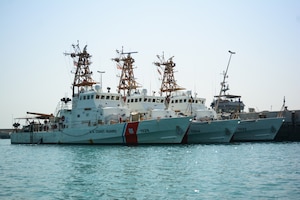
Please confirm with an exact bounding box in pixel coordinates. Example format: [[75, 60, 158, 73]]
[[124, 122, 139, 144]]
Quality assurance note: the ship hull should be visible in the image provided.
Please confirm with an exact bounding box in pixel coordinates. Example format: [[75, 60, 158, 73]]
[[232, 117, 284, 142], [10, 117, 191, 145], [183, 119, 239, 144]]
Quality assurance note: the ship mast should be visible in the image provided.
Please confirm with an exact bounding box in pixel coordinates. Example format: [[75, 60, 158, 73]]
[[112, 48, 140, 96], [64, 42, 96, 97], [154, 54, 184, 97], [214, 50, 236, 112]]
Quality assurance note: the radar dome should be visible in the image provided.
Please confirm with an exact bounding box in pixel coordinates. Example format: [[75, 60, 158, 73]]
[[142, 89, 147, 95], [95, 85, 101, 93]]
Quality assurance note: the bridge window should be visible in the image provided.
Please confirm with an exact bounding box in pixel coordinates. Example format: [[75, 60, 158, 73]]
[[96, 95, 100, 99]]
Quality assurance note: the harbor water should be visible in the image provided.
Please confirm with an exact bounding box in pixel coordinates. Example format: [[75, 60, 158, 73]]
[[1, 139, 299, 199]]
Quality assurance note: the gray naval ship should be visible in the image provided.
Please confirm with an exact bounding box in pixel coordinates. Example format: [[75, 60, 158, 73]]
[[238, 107, 300, 142], [210, 78, 298, 141], [211, 50, 285, 142], [211, 94, 284, 142]]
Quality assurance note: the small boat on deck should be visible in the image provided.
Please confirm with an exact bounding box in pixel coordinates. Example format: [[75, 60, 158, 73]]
[[10, 43, 191, 145]]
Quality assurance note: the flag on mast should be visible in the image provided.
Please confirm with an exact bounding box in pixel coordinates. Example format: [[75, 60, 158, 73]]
[[117, 63, 122, 70]]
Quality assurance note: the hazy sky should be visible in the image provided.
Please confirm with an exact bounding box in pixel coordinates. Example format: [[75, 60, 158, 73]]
[[1, 0, 299, 128]]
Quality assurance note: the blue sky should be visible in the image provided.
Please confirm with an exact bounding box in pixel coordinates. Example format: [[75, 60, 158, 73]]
[[1, 0, 299, 128]]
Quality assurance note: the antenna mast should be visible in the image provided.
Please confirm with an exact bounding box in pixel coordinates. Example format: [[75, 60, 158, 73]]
[[214, 50, 236, 112], [64, 42, 96, 97], [154, 54, 184, 97], [278, 96, 286, 117], [112, 48, 140, 96]]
